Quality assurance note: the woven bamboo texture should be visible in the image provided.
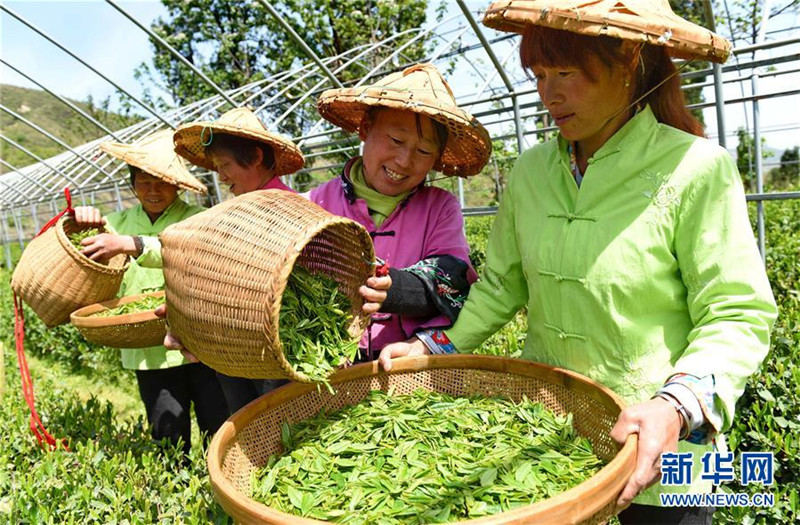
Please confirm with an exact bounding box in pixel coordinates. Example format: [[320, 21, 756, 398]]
[[207, 355, 636, 525], [70, 291, 166, 349], [10, 216, 129, 327], [161, 189, 374, 380], [482, 0, 731, 64]]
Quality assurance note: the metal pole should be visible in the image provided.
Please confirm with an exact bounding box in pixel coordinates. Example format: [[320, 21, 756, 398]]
[[0, 4, 174, 127], [256, 0, 344, 89], [0, 58, 120, 140], [0, 106, 111, 184], [457, 177, 466, 208], [751, 0, 774, 262], [29, 203, 39, 233], [104, 0, 239, 107], [1, 210, 13, 270], [456, 0, 525, 154], [114, 183, 123, 210], [0, 135, 64, 191], [11, 209, 25, 252], [702, 0, 727, 148], [210, 171, 223, 204]]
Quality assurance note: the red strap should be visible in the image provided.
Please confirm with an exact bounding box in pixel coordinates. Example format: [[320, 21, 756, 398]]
[[13, 187, 73, 451], [37, 187, 73, 236]]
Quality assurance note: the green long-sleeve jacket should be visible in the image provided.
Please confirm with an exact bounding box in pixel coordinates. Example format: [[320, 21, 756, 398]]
[[447, 106, 777, 503], [106, 198, 206, 370]]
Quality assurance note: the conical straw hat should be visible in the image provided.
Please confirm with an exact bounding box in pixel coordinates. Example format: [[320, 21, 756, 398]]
[[317, 63, 492, 177], [173, 107, 305, 176], [100, 129, 207, 194], [483, 0, 731, 64]]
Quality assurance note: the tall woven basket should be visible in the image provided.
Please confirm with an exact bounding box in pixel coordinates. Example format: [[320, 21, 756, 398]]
[[11, 216, 129, 327], [208, 355, 637, 525], [161, 190, 375, 381]]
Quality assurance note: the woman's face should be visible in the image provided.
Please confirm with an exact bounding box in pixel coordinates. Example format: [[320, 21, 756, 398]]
[[532, 53, 631, 155], [210, 150, 271, 196], [360, 108, 441, 196], [133, 172, 178, 216]]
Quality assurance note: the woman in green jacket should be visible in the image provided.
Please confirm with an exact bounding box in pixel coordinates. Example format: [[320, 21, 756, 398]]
[[379, 2, 778, 523], [73, 130, 228, 454]]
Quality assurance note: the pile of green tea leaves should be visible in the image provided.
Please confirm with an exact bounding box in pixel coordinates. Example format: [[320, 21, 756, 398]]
[[68, 227, 101, 251], [91, 295, 165, 318], [252, 389, 604, 524], [279, 266, 359, 385]]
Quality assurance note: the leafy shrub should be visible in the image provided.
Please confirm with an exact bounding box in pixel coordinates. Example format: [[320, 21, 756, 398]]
[[0, 344, 230, 524]]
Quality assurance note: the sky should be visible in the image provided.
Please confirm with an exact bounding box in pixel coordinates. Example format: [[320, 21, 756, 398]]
[[1, 0, 798, 153]]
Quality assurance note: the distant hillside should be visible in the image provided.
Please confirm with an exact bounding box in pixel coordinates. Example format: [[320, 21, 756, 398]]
[[0, 84, 142, 174]]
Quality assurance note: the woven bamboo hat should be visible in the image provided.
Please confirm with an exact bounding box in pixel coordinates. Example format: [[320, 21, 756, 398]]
[[482, 0, 731, 64], [173, 107, 305, 176], [100, 130, 207, 194], [317, 63, 492, 177]]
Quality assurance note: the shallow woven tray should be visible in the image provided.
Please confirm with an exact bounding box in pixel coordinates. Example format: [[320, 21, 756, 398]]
[[11, 216, 129, 327], [161, 190, 375, 381], [70, 291, 166, 349], [208, 355, 637, 525]]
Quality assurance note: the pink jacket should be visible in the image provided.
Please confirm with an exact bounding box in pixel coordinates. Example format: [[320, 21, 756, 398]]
[[307, 163, 476, 354]]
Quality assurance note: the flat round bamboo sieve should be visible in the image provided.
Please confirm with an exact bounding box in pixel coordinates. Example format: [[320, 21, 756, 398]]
[[70, 291, 166, 349], [207, 354, 637, 525], [160, 189, 375, 381], [11, 216, 129, 327]]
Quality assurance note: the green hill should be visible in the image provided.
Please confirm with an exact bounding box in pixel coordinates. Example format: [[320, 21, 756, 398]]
[[0, 84, 142, 174]]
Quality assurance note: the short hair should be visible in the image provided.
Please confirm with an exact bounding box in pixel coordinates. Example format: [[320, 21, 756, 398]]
[[203, 133, 276, 170]]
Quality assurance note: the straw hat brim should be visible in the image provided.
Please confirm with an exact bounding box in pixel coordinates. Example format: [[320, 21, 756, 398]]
[[173, 121, 305, 177], [100, 141, 207, 194], [482, 0, 731, 64], [317, 88, 492, 177]]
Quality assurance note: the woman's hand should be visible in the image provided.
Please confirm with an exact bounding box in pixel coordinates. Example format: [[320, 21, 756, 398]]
[[154, 304, 198, 363], [79, 233, 137, 262], [378, 336, 430, 371], [72, 206, 106, 227], [610, 397, 684, 512], [360, 274, 392, 314]]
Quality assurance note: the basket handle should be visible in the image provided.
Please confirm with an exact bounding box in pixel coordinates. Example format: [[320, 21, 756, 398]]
[[37, 187, 73, 236]]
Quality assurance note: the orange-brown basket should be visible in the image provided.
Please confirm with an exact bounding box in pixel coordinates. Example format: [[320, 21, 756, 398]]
[[70, 291, 166, 349], [208, 354, 637, 525], [11, 216, 129, 327], [160, 189, 375, 381]]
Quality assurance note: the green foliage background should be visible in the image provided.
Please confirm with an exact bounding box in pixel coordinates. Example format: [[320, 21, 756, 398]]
[[0, 84, 141, 174]]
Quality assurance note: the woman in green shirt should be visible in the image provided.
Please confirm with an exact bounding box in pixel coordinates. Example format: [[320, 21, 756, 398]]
[[73, 130, 228, 454], [378, 2, 778, 523]]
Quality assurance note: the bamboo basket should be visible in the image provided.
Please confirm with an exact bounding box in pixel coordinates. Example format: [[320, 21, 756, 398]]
[[11, 216, 129, 327], [161, 189, 375, 381], [208, 355, 636, 525], [70, 291, 166, 349]]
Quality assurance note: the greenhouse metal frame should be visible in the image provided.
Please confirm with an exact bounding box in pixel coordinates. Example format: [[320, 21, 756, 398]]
[[1, 0, 799, 270]]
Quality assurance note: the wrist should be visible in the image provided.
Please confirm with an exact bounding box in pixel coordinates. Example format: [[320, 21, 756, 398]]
[[654, 393, 690, 440], [129, 235, 144, 257]]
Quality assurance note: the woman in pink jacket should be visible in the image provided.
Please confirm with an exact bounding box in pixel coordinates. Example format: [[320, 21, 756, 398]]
[[310, 63, 492, 361]]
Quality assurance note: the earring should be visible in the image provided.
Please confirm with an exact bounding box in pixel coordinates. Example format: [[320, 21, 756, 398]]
[[624, 78, 630, 87]]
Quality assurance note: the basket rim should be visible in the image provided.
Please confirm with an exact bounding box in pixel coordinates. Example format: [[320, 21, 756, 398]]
[[70, 290, 165, 328], [266, 208, 376, 383], [207, 354, 637, 525], [57, 216, 130, 275]]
